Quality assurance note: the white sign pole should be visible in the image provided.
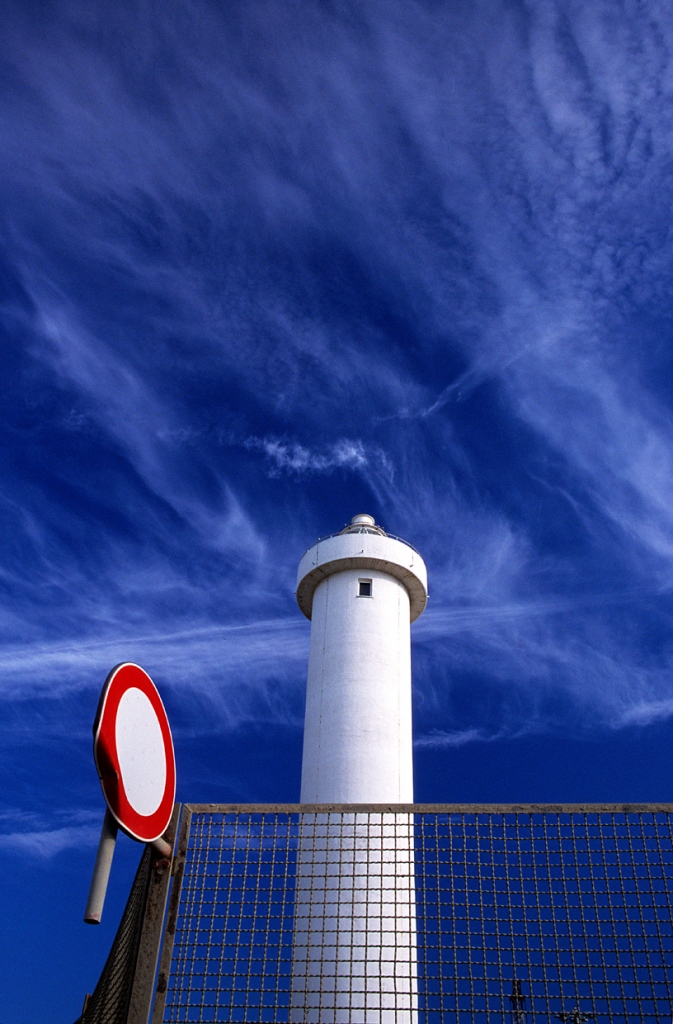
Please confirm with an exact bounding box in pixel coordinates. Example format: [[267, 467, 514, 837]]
[[84, 808, 118, 924], [151, 836, 172, 857]]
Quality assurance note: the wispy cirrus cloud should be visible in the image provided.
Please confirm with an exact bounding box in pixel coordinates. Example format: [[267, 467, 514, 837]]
[[0, 824, 101, 858], [244, 436, 393, 478], [0, 809, 101, 858], [415, 727, 498, 750], [15, 5, 673, 1017], [2, 1, 673, 759], [0, 616, 309, 736]]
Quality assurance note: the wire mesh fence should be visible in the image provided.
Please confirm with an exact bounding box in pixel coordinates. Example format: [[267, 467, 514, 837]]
[[76, 844, 153, 1024], [154, 805, 673, 1024]]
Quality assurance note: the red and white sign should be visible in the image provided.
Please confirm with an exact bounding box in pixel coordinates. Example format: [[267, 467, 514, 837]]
[[93, 663, 176, 843]]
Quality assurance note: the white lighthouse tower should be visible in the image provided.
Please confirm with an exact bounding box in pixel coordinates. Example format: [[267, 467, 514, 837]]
[[296, 513, 427, 803], [291, 514, 428, 1024]]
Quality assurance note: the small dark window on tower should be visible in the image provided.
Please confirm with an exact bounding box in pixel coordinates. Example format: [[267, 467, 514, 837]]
[[358, 579, 372, 597]]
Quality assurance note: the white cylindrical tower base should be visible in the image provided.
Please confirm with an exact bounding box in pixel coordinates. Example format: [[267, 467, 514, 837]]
[[291, 812, 416, 1024], [291, 516, 427, 1024]]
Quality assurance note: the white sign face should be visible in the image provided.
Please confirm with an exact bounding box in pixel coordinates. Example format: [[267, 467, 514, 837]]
[[115, 687, 167, 817]]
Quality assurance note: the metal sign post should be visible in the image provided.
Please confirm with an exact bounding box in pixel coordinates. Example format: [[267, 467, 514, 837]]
[[84, 663, 176, 924], [84, 809, 119, 924]]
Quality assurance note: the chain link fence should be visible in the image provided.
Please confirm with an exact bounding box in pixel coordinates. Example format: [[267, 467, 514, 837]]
[[149, 804, 673, 1024], [75, 807, 178, 1024], [76, 845, 154, 1024]]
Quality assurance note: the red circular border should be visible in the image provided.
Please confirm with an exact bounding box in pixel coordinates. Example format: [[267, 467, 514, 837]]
[[93, 663, 176, 843]]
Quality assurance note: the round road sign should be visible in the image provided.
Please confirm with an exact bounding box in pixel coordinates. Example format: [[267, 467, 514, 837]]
[[93, 663, 176, 843]]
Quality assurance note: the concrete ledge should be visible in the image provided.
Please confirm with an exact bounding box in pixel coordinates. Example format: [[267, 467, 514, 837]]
[[184, 802, 673, 815]]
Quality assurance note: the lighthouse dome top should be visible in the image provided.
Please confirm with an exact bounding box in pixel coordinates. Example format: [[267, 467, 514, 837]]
[[339, 513, 387, 537], [296, 514, 428, 622], [349, 513, 375, 526]]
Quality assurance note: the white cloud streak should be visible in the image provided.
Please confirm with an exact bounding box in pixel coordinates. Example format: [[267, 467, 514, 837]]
[[0, 824, 101, 858], [0, 810, 102, 858], [415, 727, 497, 750], [244, 436, 393, 478], [0, 616, 309, 734]]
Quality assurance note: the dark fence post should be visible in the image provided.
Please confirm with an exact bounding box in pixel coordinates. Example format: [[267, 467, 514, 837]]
[[127, 805, 182, 1024], [150, 805, 193, 1024]]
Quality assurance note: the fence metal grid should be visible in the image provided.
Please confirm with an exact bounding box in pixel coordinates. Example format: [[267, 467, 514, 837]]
[[76, 844, 153, 1024], [154, 805, 673, 1024]]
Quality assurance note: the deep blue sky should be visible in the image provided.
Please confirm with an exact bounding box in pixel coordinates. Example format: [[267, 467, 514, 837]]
[[3, 1, 673, 1020]]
